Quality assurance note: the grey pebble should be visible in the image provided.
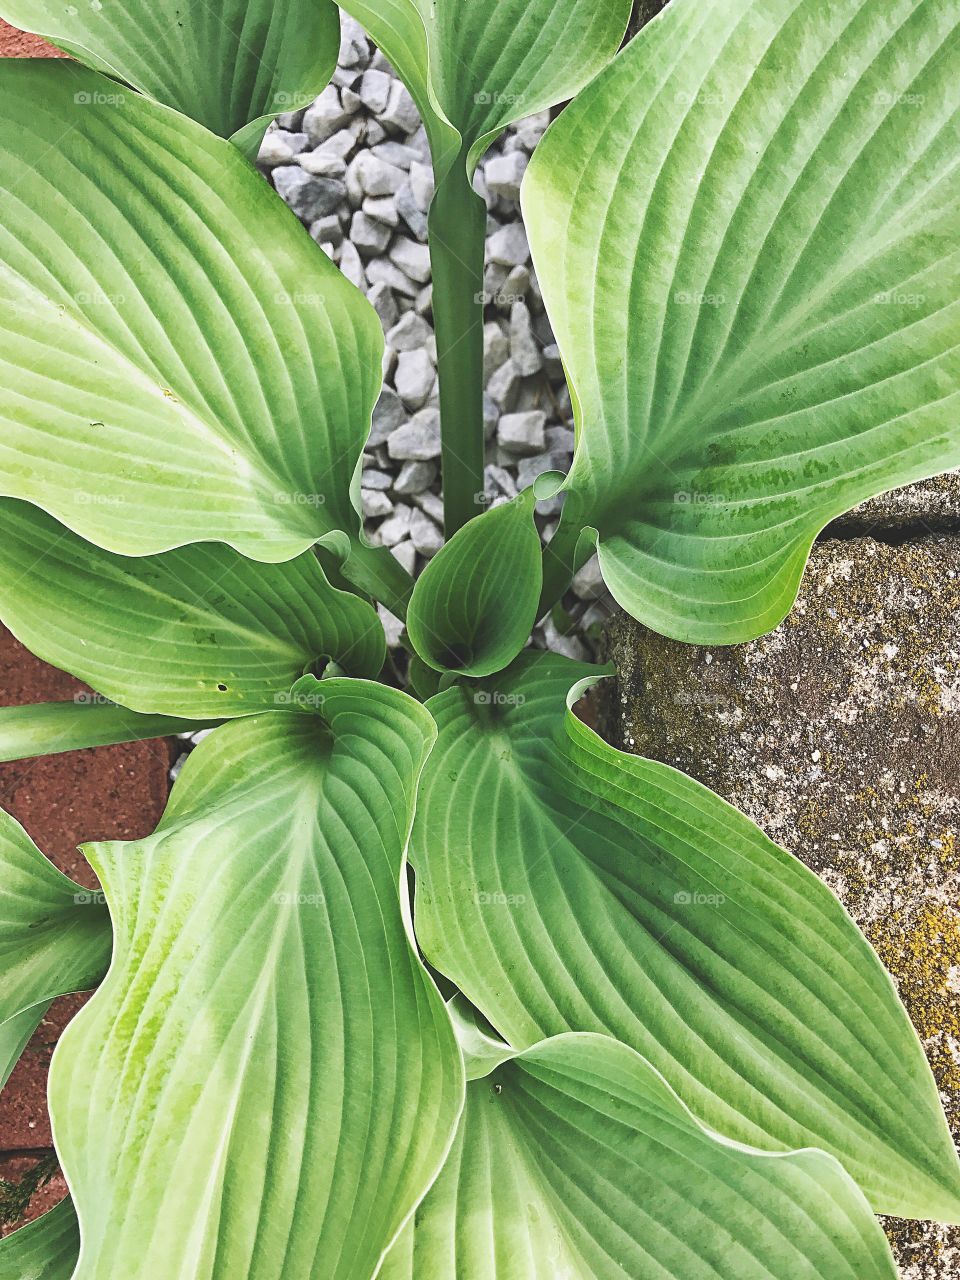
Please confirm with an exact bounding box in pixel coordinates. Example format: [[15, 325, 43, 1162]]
[[272, 168, 345, 221], [387, 311, 434, 353], [485, 150, 528, 201], [338, 239, 366, 289], [510, 301, 542, 376], [409, 161, 435, 212], [395, 185, 429, 241], [350, 151, 407, 198], [367, 282, 399, 330], [377, 503, 413, 546], [488, 223, 530, 267], [394, 349, 436, 408], [410, 509, 443, 557], [381, 80, 420, 133], [363, 194, 399, 227], [487, 359, 521, 410], [366, 258, 419, 298], [303, 87, 350, 146], [499, 410, 547, 456], [394, 459, 437, 495], [361, 488, 394, 519], [368, 387, 405, 446], [361, 467, 393, 491], [390, 237, 432, 284], [391, 541, 418, 575], [351, 210, 392, 255], [571, 554, 606, 601], [309, 214, 343, 248], [359, 69, 392, 114], [388, 408, 442, 460], [412, 491, 445, 525]]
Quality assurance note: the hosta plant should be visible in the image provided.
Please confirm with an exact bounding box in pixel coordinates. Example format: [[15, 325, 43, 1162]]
[[0, 0, 959, 1275]]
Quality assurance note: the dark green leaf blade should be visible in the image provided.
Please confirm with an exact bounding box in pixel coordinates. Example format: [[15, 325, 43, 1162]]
[[0, 806, 112, 1034], [0, 805, 112, 1101], [0, 701, 214, 764], [0, 1198, 80, 1280], [0, 0, 340, 141], [0, 500, 385, 717], [0, 1004, 49, 1093]]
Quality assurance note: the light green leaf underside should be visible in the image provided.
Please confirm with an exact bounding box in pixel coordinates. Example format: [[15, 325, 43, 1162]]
[[383, 1033, 895, 1280], [341, 0, 631, 175], [524, 0, 960, 643], [0, 700, 212, 763], [0, 806, 111, 1087], [49, 688, 464, 1280], [407, 491, 542, 676], [0, 62, 383, 561], [0, 499, 384, 717], [412, 654, 960, 1220], [0, 0, 340, 141], [0, 1199, 80, 1280]]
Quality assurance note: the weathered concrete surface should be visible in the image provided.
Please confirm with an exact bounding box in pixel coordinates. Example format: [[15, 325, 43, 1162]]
[[830, 472, 960, 536], [602, 537, 960, 1278]]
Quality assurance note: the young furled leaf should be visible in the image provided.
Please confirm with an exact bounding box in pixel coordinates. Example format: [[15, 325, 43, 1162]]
[[525, 0, 960, 641], [411, 654, 960, 1221], [407, 491, 542, 676], [0, 0, 341, 149], [340, 0, 632, 177], [340, 0, 632, 533]]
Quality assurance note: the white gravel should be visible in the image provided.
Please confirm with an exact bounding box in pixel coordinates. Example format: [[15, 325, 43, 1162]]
[[259, 14, 614, 662]]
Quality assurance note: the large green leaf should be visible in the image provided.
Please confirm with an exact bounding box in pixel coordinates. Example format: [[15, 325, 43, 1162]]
[[383, 1031, 896, 1279], [341, 0, 631, 176], [49, 686, 464, 1279], [0, 499, 384, 717], [524, 0, 960, 642], [407, 491, 542, 676], [411, 654, 960, 1220], [0, 701, 213, 764], [0, 0, 340, 146], [0, 1199, 80, 1280], [0, 61, 383, 563]]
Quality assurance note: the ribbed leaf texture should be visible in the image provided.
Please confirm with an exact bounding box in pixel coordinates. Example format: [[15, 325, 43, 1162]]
[[48, 687, 463, 1278], [0, 500, 385, 717], [412, 654, 960, 1220], [0, 0, 340, 143], [524, 0, 960, 641], [0, 63, 382, 561], [382, 1032, 897, 1279]]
